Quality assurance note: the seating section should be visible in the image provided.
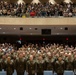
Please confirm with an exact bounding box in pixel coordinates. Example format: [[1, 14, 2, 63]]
[[0, 70, 75, 75], [0, 70, 28, 75], [0, 1, 76, 17]]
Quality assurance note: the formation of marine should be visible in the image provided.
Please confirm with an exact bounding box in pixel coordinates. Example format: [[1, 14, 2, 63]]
[[0, 43, 76, 75]]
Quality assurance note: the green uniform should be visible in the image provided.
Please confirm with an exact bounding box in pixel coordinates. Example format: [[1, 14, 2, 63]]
[[46, 61, 54, 71], [37, 60, 44, 75], [26, 60, 36, 75], [1, 59, 6, 71], [65, 60, 73, 70], [44, 56, 54, 71], [5, 60, 14, 75], [73, 59, 76, 75], [55, 60, 65, 75], [0, 59, 2, 71], [15, 58, 25, 75], [73, 59, 76, 69], [65, 61, 73, 70]]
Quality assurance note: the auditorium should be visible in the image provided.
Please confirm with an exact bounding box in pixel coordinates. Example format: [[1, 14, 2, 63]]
[[0, 0, 76, 75]]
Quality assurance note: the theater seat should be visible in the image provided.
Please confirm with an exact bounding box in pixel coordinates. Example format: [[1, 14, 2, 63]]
[[54, 72, 57, 75], [24, 70, 27, 75], [0, 69, 6, 75], [64, 70, 74, 75], [13, 69, 17, 75], [44, 71, 53, 75]]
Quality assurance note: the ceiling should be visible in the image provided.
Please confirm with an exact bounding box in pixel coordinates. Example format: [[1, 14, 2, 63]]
[[0, 25, 76, 35]]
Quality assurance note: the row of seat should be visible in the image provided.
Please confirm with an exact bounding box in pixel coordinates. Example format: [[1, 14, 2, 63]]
[[0, 70, 75, 75], [44, 71, 74, 75]]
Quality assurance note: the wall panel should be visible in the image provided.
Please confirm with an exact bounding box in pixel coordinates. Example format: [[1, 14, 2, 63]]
[[0, 17, 76, 25]]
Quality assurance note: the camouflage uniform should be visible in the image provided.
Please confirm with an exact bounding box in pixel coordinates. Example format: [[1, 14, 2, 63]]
[[5, 60, 14, 75], [65, 57, 73, 70], [0, 59, 2, 71], [1, 58, 6, 71], [36, 60, 44, 75], [46, 58, 54, 71], [73, 58, 76, 75], [15, 58, 25, 75], [26, 60, 36, 75], [55, 59, 65, 75]]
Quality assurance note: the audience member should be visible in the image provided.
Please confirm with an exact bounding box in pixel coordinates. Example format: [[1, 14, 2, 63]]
[[0, 43, 76, 75], [0, 1, 76, 17]]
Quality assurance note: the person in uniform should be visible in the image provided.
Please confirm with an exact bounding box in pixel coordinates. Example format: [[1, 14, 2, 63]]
[[65, 53, 74, 70], [73, 55, 76, 75], [36, 54, 44, 75], [0, 49, 2, 71], [22, 52, 27, 71], [5, 57, 14, 75], [26, 55, 36, 75], [0, 57, 2, 71], [45, 52, 54, 72], [55, 57, 65, 75], [1, 55, 7, 71], [15, 53, 25, 75]]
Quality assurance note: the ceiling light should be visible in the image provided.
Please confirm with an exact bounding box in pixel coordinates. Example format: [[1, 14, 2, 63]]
[[29, 28, 32, 29], [60, 28, 63, 29], [57, 33, 59, 35], [0, 28, 2, 29], [14, 28, 16, 30], [30, 33, 33, 35], [3, 32, 5, 34]]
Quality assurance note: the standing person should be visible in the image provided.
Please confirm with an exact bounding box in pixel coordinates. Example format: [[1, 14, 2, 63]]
[[26, 55, 36, 75], [55, 57, 65, 75], [0, 57, 2, 71], [5, 57, 14, 75], [65, 53, 74, 70], [15, 53, 25, 75], [1, 55, 7, 71], [46, 52, 55, 71], [36, 55, 44, 75], [73, 55, 76, 75]]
